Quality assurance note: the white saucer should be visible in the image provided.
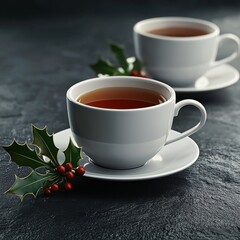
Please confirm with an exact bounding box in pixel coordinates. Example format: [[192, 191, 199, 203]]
[[173, 64, 239, 92], [126, 57, 239, 93], [53, 129, 200, 181]]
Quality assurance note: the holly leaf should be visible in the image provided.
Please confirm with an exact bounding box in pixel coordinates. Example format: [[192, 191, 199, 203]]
[[2, 140, 51, 169], [32, 125, 59, 167], [133, 58, 142, 72], [63, 138, 82, 168], [110, 43, 129, 73], [5, 171, 58, 201], [90, 59, 120, 75]]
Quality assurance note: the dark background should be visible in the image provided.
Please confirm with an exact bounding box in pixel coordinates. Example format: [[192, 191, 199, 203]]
[[0, 0, 240, 19], [0, 1, 240, 239]]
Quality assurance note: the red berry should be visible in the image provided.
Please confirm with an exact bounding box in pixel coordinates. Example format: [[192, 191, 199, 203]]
[[51, 183, 59, 192], [56, 165, 66, 175], [65, 163, 72, 171], [44, 188, 51, 196], [66, 171, 75, 180], [75, 166, 86, 176], [64, 182, 72, 191], [130, 70, 141, 76]]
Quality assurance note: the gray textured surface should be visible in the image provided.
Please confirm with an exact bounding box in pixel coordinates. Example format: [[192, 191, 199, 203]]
[[0, 3, 240, 240]]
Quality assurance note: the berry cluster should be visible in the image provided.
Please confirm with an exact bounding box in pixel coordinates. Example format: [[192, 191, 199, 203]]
[[130, 70, 148, 78], [44, 163, 85, 197]]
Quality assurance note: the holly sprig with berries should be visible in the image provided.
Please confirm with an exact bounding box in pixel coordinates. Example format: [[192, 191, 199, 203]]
[[2, 125, 86, 201], [90, 43, 148, 78]]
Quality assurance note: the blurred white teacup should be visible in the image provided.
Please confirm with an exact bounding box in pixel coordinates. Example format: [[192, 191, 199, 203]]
[[134, 17, 240, 87]]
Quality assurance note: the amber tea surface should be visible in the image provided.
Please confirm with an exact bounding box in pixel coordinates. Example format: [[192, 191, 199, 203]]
[[148, 27, 209, 37], [77, 87, 166, 109]]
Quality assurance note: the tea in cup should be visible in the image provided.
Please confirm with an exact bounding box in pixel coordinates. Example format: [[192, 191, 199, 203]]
[[67, 76, 207, 169], [134, 17, 240, 87]]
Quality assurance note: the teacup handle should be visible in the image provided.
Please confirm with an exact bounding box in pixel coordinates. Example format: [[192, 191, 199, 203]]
[[212, 34, 240, 67], [165, 100, 207, 145]]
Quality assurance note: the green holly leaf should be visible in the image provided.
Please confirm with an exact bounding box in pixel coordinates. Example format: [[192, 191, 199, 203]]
[[32, 125, 59, 167], [110, 43, 129, 73], [90, 59, 120, 76], [5, 171, 58, 201], [63, 139, 82, 168], [2, 140, 51, 169], [133, 58, 143, 72]]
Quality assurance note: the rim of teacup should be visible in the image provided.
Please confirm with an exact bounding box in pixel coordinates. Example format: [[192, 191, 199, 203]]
[[134, 17, 220, 41], [66, 76, 176, 112]]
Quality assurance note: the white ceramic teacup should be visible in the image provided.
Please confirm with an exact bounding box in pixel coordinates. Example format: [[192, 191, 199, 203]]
[[134, 17, 240, 87], [67, 76, 207, 170]]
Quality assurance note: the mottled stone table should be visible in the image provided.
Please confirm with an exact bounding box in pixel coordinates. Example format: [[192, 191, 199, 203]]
[[0, 2, 240, 239]]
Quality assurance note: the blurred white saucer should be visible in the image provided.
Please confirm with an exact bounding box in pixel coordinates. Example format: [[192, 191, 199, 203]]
[[174, 64, 239, 92], [126, 58, 239, 92]]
